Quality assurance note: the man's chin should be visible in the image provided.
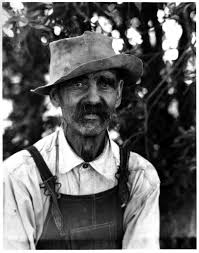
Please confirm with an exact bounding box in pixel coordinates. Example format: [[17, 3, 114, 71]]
[[76, 122, 107, 137]]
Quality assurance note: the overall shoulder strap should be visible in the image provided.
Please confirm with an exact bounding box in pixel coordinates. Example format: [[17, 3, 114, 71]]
[[26, 145, 56, 192], [26, 145, 66, 237], [118, 145, 130, 207], [119, 145, 130, 174]]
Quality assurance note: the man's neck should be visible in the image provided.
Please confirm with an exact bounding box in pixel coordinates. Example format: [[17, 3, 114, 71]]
[[63, 127, 108, 162]]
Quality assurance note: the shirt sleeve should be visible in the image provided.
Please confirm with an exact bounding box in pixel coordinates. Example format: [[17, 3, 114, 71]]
[[3, 151, 45, 249], [122, 153, 160, 249]]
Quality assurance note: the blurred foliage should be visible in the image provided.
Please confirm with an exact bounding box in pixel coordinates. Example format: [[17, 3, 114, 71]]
[[3, 2, 196, 249]]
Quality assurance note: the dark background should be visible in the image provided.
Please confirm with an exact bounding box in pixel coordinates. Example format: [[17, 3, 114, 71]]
[[2, 2, 196, 249]]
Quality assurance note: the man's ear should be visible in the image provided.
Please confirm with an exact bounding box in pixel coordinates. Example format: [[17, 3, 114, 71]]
[[115, 79, 124, 108], [50, 87, 60, 108]]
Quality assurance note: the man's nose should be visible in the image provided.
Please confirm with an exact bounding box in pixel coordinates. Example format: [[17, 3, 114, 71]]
[[86, 83, 101, 104]]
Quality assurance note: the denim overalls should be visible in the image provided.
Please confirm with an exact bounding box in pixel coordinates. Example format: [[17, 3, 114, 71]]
[[27, 145, 129, 249]]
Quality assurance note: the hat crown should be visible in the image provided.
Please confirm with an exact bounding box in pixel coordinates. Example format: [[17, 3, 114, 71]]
[[32, 31, 143, 95], [49, 31, 116, 82]]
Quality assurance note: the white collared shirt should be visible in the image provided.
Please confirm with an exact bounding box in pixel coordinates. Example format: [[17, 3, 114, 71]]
[[57, 126, 120, 194], [3, 127, 160, 249]]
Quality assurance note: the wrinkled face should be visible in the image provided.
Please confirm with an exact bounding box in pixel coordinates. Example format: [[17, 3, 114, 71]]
[[51, 70, 123, 136]]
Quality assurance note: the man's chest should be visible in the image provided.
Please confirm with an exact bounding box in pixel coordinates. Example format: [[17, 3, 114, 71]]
[[56, 164, 117, 195]]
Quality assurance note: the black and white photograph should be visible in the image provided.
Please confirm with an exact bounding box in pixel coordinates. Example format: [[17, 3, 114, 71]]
[[2, 1, 196, 250]]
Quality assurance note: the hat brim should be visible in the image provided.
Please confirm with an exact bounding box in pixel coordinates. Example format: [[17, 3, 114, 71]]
[[32, 54, 143, 95]]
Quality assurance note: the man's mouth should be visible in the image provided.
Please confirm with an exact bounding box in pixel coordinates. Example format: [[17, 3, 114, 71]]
[[83, 114, 100, 120], [75, 100, 111, 123]]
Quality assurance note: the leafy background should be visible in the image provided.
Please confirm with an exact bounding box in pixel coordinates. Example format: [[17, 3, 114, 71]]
[[2, 2, 196, 249]]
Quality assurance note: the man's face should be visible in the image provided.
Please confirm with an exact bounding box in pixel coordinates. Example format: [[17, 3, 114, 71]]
[[52, 70, 123, 137]]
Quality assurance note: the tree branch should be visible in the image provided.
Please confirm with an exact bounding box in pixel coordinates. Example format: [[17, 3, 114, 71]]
[[146, 48, 188, 103]]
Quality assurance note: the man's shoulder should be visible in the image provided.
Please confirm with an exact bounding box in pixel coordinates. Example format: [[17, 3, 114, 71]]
[[110, 139, 160, 188], [33, 129, 58, 154], [128, 151, 160, 189], [3, 149, 31, 176], [3, 130, 57, 178]]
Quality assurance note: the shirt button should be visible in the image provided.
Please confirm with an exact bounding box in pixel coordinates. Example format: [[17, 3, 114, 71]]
[[82, 163, 89, 169]]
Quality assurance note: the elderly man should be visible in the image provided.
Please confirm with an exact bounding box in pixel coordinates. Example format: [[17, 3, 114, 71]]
[[3, 31, 160, 249]]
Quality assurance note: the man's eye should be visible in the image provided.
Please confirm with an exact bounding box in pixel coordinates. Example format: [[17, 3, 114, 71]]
[[98, 77, 115, 89], [75, 82, 83, 87], [100, 82, 109, 88], [73, 82, 86, 88], [99, 80, 114, 89]]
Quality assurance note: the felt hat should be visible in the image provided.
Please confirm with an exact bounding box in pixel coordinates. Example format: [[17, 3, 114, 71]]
[[32, 31, 143, 95]]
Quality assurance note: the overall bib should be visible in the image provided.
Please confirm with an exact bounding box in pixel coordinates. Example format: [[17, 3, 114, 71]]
[[27, 145, 129, 249]]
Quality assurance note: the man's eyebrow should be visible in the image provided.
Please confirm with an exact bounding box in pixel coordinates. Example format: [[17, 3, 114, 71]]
[[97, 75, 117, 88], [98, 75, 115, 81], [96, 73, 116, 80], [70, 75, 88, 83]]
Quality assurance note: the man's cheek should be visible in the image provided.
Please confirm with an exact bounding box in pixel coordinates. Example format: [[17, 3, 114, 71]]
[[61, 106, 74, 120]]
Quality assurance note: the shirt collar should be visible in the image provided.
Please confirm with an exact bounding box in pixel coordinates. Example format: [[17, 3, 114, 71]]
[[57, 127, 120, 179]]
